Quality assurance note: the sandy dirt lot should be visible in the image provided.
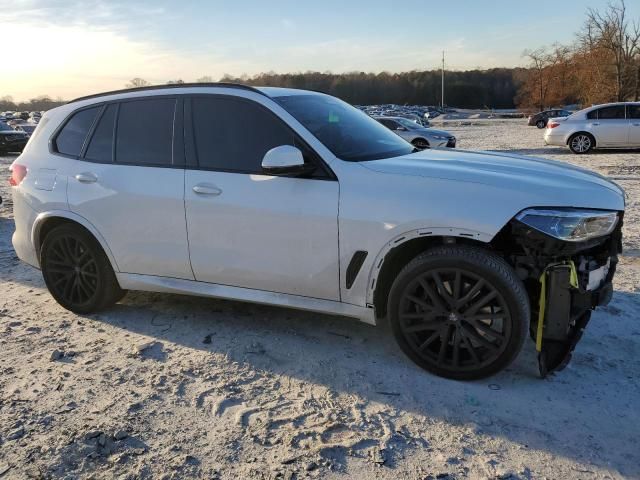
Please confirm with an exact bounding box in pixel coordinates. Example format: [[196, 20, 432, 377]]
[[1, 120, 639, 480]]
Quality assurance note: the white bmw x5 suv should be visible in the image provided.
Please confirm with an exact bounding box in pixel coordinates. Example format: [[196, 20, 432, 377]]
[[10, 84, 625, 379]]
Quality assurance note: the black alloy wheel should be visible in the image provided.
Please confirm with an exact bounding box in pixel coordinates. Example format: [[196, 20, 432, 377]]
[[388, 246, 529, 380], [41, 225, 125, 313]]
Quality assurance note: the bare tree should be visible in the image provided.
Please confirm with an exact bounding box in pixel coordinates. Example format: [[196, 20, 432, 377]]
[[196, 76, 214, 83], [166, 79, 185, 85], [581, 0, 640, 101], [523, 47, 555, 110], [126, 78, 151, 88]]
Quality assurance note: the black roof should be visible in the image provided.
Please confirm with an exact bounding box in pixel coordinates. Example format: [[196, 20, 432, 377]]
[[67, 82, 268, 104]]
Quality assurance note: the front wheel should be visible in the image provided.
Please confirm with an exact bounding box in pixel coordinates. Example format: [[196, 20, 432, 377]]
[[568, 133, 594, 154], [41, 225, 125, 313], [411, 138, 430, 150], [388, 245, 530, 380]]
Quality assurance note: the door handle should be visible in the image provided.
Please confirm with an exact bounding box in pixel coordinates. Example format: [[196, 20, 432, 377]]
[[633, 123, 640, 126], [192, 184, 222, 196], [592, 122, 600, 126], [75, 172, 97, 184]]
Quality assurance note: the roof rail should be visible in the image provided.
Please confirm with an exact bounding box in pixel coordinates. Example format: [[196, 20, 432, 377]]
[[67, 82, 268, 104]]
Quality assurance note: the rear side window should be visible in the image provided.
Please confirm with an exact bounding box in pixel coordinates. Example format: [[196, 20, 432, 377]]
[[191, 96, 295, 173], [116, 98, 175, 165], [85, 104, 117, 162], [54, 106, 100, 156], [596, 105, 625, 119]]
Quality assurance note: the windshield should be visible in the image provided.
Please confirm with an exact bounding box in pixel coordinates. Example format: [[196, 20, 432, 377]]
[[274, 94, 414, 161], [396, 117, 422, 130]]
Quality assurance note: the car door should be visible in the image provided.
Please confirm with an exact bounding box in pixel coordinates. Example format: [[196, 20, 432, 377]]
[[627, 104, 640, 146], [183, 95, 340, 301], [64, 97, 194, 280], [590, 105, 629, 146]]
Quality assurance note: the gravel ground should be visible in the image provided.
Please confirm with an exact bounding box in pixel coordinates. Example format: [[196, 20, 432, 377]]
[[0, 119, 639, 480]]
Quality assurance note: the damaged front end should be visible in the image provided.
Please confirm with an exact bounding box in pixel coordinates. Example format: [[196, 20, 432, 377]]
[[494, 209, 623, 377]]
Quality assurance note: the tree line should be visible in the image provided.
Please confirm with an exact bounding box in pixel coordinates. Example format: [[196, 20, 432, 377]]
[[517, 0, 640, 109], [2, 1, 637, 113], [0, 95, 66, 113]]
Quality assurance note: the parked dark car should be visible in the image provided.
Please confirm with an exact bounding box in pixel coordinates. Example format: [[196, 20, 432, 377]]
[[14, 124, 37, 137], [0, 122, 28, 154], [528, 109, 572, 128]]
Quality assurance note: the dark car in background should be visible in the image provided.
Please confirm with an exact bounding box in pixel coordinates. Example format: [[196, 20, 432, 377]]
[[528, 109, 572, 128], [14, 124, 37, 137], [0, 122, 28, 154]]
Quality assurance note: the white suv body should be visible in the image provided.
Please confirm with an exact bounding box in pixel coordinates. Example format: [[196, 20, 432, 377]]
[[544, 102, 640, 153], [10, 84, 625, 379]]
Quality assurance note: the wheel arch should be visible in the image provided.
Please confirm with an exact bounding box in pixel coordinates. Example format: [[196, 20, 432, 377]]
[[566, 131, 596, 147], [31, 211, 120, 272], [367, 227, 493, 318], [411, 137, 430, 147]]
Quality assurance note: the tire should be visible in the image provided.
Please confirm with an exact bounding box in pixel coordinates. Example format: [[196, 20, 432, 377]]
[[411, 138, 430, 149], [536, 119, 546, 129], [568, 133, 594, 154], [40, 224, 125, 313], [388, 245, 530, 380]]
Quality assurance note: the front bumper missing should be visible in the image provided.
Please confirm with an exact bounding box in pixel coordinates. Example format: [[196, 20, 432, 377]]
[[498, 215, 623, 378], [535, 261, 615, 377]]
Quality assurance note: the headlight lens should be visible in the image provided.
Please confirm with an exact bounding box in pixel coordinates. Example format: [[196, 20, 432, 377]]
[[430, 135, 447, 140], [516, 208, 619, 242]]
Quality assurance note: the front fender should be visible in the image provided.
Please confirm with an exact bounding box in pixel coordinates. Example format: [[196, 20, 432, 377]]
[[363, 226, 492, 306]]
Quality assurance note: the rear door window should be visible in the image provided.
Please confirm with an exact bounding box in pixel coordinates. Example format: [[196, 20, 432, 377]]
[[115, 98, 175, 165], [85, 104, 117, 162], [627, 105, 640, 119], [54, 106, 101, 156], [596, 105, 626, 120]]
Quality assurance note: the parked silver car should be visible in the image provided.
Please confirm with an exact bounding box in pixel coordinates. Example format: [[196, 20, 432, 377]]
[[544, 102, 640, 153], [374, 116, 456, 149]]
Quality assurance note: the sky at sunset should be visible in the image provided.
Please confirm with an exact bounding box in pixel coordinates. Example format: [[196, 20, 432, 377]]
[[1, 0, 639, 101]]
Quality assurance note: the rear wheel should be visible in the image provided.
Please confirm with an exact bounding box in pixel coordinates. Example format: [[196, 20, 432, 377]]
[[536, 119, 546, 129], [41, 225, 125, 313], [411, 138, 430, 150], [568, 133, 594, 154], [388, 245, 530, 380]]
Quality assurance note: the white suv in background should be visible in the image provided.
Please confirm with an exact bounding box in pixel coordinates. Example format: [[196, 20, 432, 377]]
[[544, 102, 640, 153], [10, 84, 624, 379]]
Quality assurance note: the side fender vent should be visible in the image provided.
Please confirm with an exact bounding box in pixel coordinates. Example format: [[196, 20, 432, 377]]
[[346, 251, 368, 289]]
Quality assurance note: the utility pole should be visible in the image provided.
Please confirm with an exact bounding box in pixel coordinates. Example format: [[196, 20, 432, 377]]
[[441, 51, 445, 109]]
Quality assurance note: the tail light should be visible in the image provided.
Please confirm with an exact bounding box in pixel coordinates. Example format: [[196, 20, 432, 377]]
[[547, 122, 560, 129], [9, 164, 27, 186]]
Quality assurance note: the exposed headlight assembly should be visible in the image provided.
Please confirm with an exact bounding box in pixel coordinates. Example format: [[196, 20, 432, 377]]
[[430, 134, 448, 140], [516, 208, 618, 242]]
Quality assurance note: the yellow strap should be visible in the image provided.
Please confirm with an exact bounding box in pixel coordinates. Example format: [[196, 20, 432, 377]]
[[536, 270, 546, 352], [536, 261, 578, 352], [568, 260, 579, 288]]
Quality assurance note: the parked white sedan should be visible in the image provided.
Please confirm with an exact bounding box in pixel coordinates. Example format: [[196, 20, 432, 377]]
[[544, 102, 640, 153]]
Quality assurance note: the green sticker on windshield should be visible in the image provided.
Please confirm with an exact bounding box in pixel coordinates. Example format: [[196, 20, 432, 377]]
[[328, 112, 340, 123]]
